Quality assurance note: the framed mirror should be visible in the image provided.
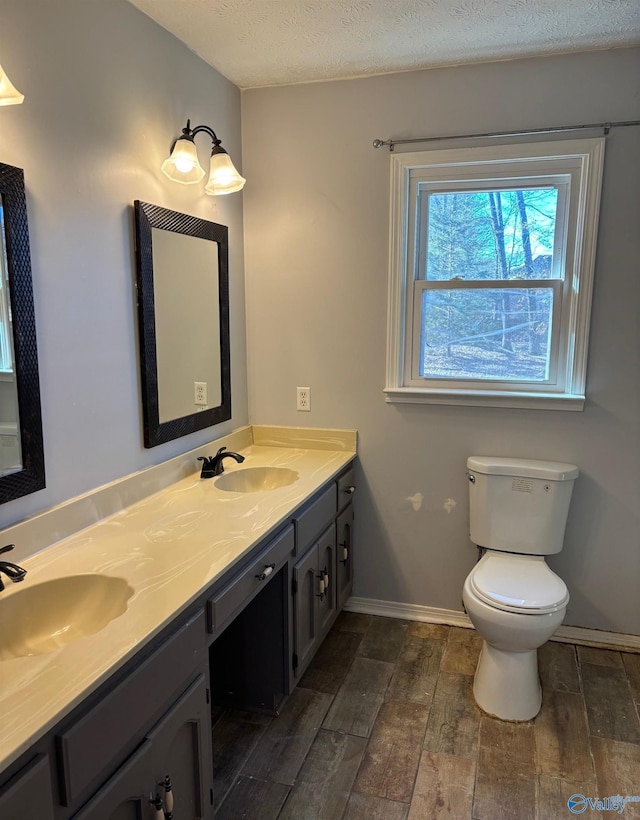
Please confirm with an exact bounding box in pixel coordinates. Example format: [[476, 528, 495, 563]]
[[0, 162, 45, 503], [134, 201, 231, 448]]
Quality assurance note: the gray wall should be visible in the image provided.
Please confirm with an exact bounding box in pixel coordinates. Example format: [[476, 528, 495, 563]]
[[1, 2, 637, 636], [242, 48, 640, 635], [0, 0, 248, 528]]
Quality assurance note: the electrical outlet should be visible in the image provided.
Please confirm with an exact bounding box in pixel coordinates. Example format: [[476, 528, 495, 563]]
[[296, 387, 311, 411], [194, 381, 208, 406]]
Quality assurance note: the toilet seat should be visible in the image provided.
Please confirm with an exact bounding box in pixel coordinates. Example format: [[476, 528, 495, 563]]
[[469, 553, 569, 615]]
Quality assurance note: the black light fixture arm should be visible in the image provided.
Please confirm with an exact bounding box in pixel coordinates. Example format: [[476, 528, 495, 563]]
[[176, 120, 226, 156]]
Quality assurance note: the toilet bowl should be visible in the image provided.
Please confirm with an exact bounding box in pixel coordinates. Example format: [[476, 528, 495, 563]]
[[464, 456, 578, 721], [463, 553, 568, 720]]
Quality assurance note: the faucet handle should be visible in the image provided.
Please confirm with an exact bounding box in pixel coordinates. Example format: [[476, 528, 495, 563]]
[[0, 544, 15, 556], [197, 456, 216, 480], [215, 447, 227, 456]]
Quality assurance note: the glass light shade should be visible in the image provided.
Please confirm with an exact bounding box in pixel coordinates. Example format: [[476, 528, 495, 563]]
[[0, 63, 24, 106], [204, 152, 246, 195], [161, 138, 205, 184]]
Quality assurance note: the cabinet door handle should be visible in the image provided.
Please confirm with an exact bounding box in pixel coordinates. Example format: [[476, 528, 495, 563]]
[[322, 566, 329, 589], [256, 563, 275, 581], [343, 485, 356, 495], [160, 775, 174, 816], [316, 576, 325, 599], [149, 794, 164, 818]]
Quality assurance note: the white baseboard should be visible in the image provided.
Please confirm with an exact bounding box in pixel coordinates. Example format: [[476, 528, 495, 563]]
[[345, 597, 474, 629], [344, 596, 640, 653]]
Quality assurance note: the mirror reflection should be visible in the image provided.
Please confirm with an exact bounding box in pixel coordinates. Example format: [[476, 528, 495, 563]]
[[151, 227, 222, 422], [134, 201, 231, 448], [0, 198, 21, 475]]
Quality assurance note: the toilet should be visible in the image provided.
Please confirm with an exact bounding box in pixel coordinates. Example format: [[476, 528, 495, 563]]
[[462, 456, 578, 721]]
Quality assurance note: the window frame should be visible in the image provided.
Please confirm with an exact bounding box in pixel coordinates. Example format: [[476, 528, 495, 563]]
[[385, 138, 605, 410]]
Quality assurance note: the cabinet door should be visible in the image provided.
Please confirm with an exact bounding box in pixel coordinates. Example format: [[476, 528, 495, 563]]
[[336, 504, 354, 611], [73, 674, 213, 820], [317, 524, 337, 637], [293, 544, 320, 676], [147, 673, 213, 820], [0, 755, 54, 820]]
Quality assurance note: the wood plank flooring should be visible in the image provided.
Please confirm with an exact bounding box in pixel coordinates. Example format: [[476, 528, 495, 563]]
[[212, 614, 640, 819]]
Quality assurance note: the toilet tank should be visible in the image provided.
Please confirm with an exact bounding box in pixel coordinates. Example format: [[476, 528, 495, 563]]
[[467, 456, 579, 555]]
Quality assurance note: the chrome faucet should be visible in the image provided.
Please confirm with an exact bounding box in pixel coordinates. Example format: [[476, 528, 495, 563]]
[[0, 544, 27, 592], [198, 447, 245, 478]]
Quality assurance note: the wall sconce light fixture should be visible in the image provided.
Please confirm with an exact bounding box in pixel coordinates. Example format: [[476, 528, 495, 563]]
[[0, 63, 24, 106], [161, 119, 245, 195]]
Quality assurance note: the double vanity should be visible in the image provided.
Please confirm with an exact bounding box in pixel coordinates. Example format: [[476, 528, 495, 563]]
[[0, 425, 356, 819]]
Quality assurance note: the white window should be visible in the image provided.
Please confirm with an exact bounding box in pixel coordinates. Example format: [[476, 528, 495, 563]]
[[385, 139, 605, 410]]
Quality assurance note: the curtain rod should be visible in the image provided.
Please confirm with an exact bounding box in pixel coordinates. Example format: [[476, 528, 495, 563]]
[[372, 120, 640, 151]]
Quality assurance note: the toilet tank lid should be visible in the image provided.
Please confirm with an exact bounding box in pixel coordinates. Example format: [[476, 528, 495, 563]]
[[467, 456, 579, 481]]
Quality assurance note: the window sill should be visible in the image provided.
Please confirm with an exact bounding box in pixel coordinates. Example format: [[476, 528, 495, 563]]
[[384, 387, 585, 411]]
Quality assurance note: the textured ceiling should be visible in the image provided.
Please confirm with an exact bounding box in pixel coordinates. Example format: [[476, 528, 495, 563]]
[[128, 0, 640, 88]]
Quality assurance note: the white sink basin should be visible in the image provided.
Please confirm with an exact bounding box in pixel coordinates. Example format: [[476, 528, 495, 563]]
[[0, 574, 134, 661], [215, 466, 299, 493]]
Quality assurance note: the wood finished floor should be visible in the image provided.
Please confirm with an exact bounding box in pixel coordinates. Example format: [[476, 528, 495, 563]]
[[211, 614, 640, 820]]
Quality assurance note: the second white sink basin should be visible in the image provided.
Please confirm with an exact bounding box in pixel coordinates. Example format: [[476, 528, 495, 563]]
[[0, 574, 134, 661], [215, 466, 298, 493]]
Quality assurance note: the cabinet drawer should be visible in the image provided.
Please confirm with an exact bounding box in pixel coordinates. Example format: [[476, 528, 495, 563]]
[[294, 484, 337, 555], [57, 610, 207, 807], [208, 524, 294, 632], [0, 755, 54, 820], [337, 466, 356, 512]]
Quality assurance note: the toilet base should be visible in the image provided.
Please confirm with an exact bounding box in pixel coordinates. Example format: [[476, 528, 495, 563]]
[[473, 641, 542, 721]]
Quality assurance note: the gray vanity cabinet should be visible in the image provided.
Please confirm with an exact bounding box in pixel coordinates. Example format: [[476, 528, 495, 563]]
[[293, 524, 337, 676], [292, 465, 355, 679], [0, 754, 55, 820], [0, 460, 357, 819], [72, 673, 212, 820]]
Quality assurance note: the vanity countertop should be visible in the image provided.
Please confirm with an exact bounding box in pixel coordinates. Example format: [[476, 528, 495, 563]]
[[0, 429, 356, 771]]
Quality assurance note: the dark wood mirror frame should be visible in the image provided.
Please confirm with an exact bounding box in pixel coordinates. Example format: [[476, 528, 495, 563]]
[[0, 162, 45, 503], [134, 201, 231, 448]]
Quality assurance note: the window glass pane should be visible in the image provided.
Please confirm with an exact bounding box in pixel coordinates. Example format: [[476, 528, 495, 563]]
[[420, 288, 553, 381], [425, 188, 558, 282]]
